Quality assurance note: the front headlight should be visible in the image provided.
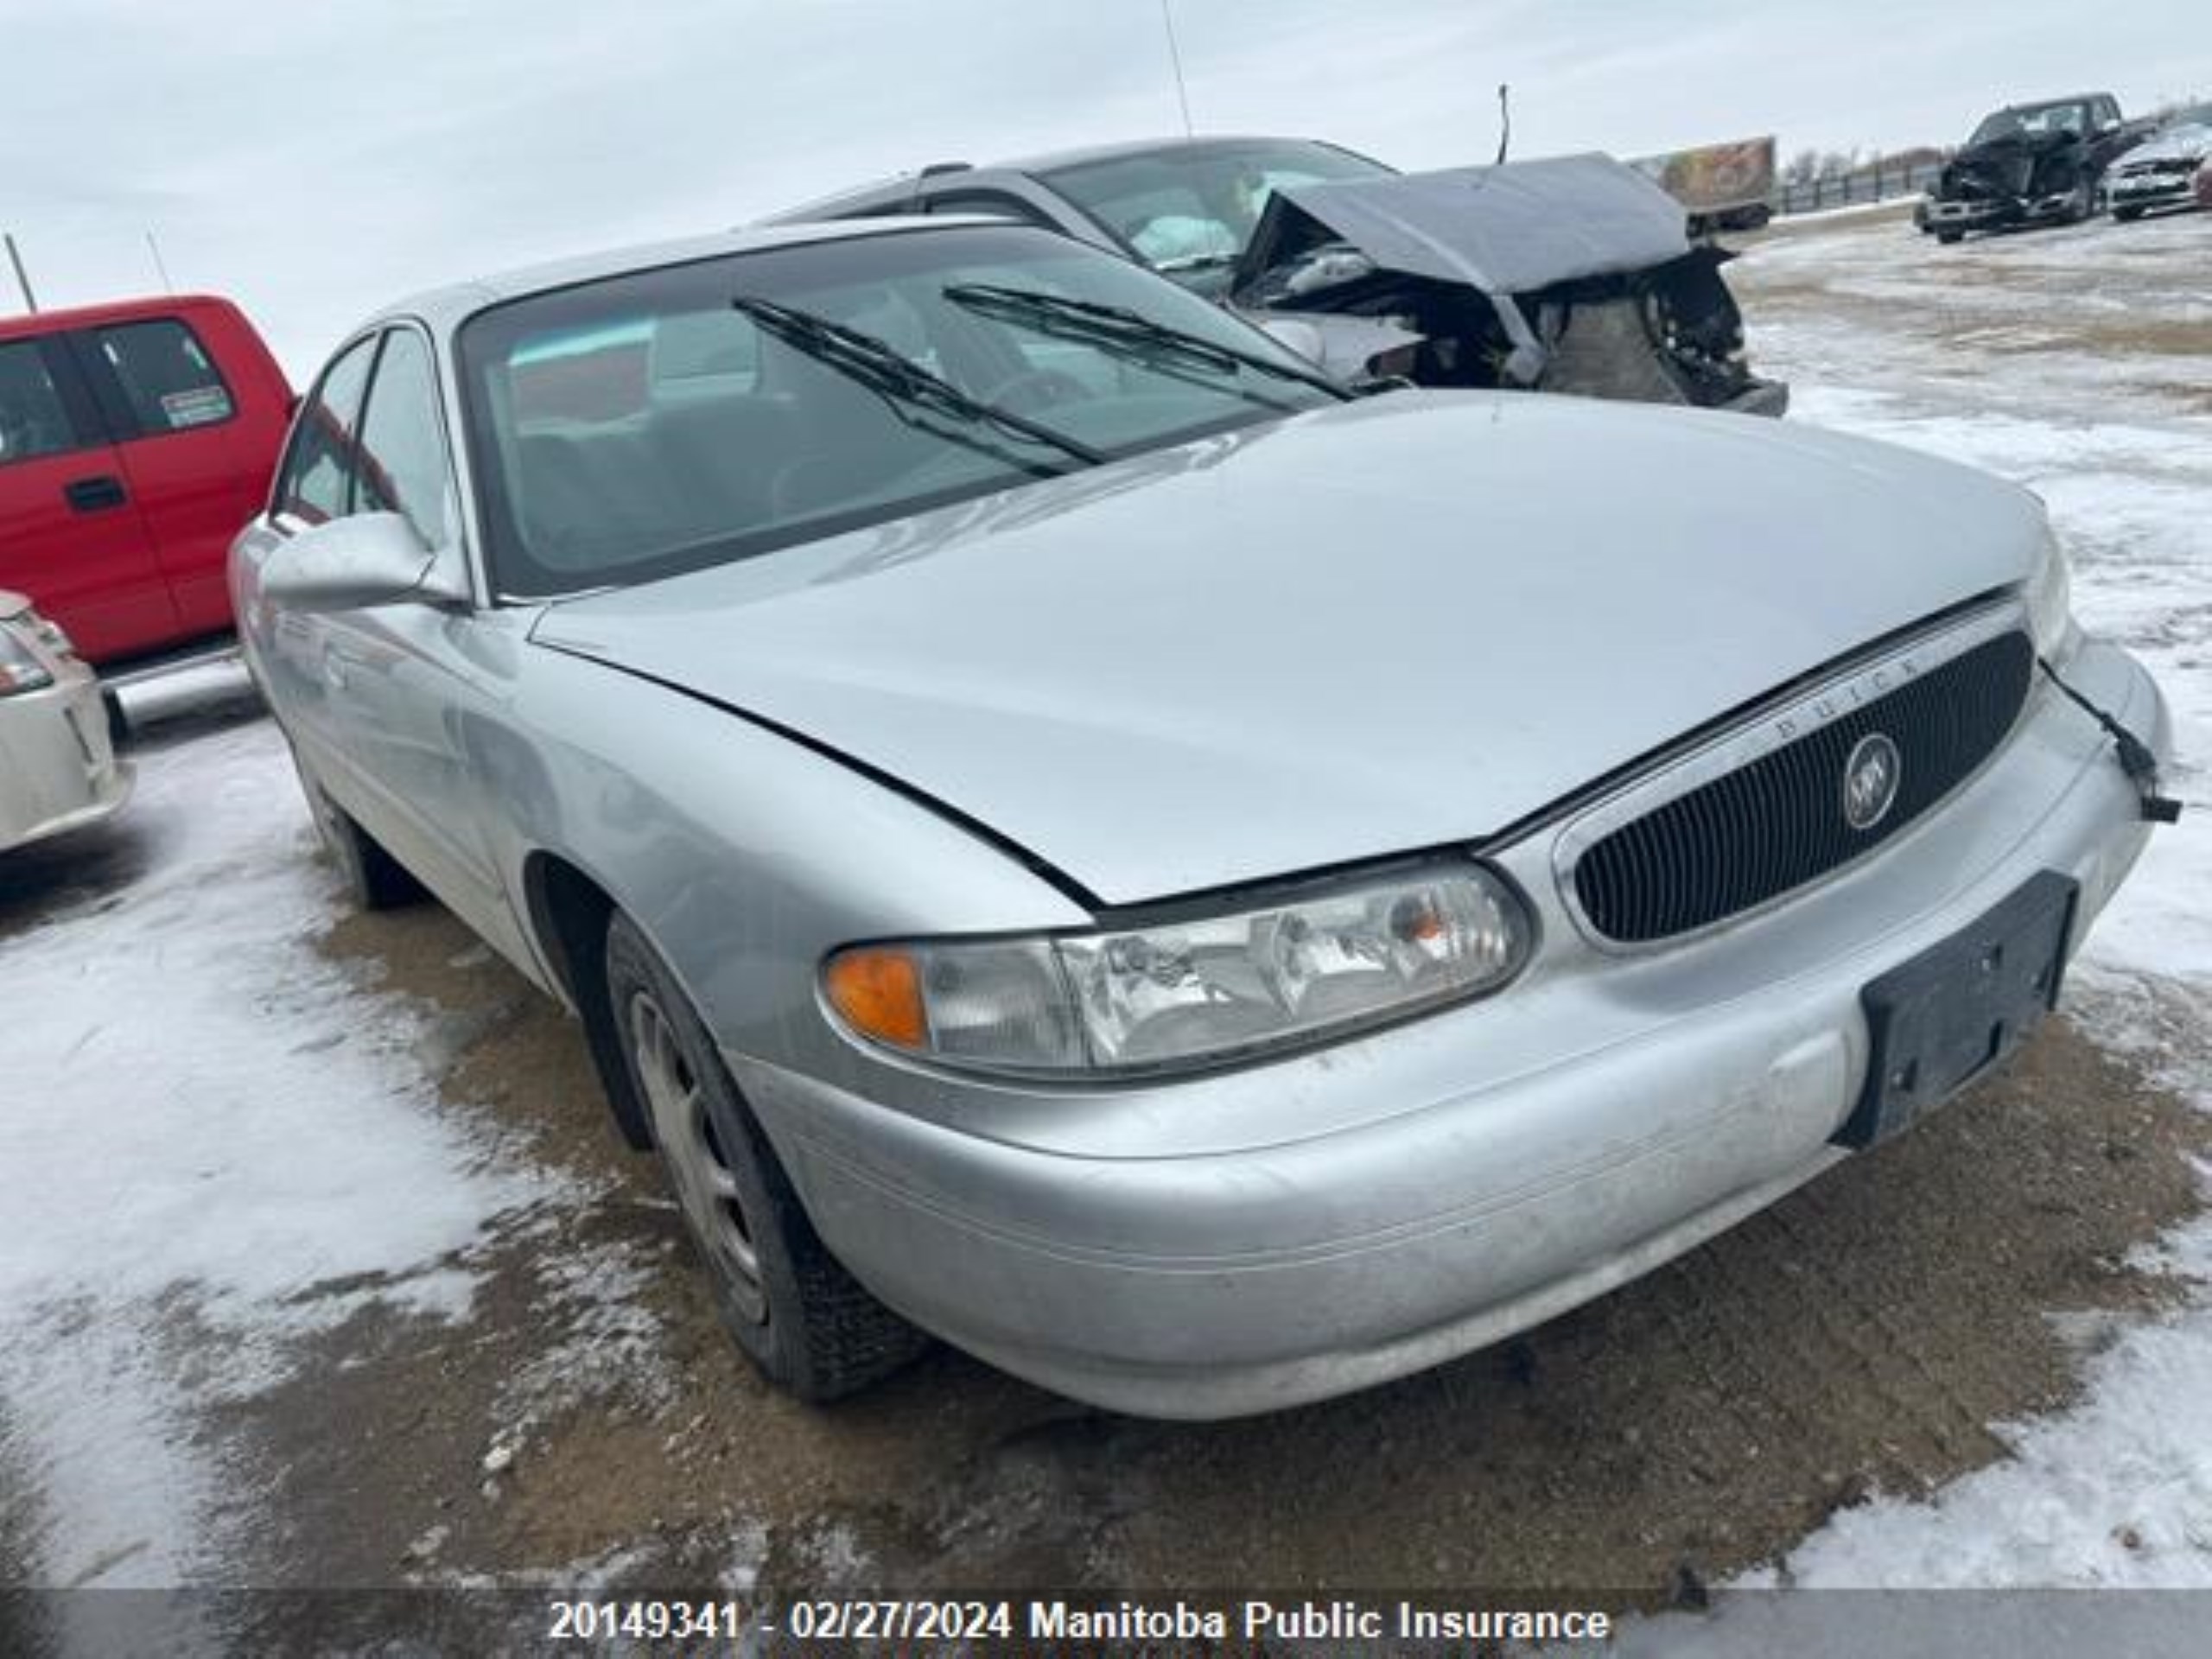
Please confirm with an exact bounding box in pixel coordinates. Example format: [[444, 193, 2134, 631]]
[[823, 861, 1533, 1078], [0, 620, 55, 696], [2026, 523, 2075, 659]]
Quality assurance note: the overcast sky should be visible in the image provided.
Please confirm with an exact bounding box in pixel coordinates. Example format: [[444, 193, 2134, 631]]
[[6, 0, 2205, 375]]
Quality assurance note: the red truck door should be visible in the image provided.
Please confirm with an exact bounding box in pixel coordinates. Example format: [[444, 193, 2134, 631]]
[[0, 332, 177, 657], [72, 307, 287, 640]]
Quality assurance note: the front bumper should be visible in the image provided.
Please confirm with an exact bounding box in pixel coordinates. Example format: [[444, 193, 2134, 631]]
[[0, 664, 133, 854], [1923, 190, 2078, 232], [1923, 195, 2015, 232], [738, 636, 2166, 1418], [1720, 376, 1790, 418], [2108, 173, 2198, 213]]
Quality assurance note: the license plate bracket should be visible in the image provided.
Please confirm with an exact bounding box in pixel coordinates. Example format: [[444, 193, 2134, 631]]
[[1834, 871, 2079, 1151]]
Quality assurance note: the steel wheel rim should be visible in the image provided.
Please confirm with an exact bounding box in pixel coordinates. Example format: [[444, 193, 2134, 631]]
[[628, 989, 768, 1324]]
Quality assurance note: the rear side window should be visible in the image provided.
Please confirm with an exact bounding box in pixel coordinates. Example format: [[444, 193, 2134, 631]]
[[274, 334, 378, 525], [0, 340, 91, 466], [354, 330, 457, 547], [94, 318, 236, 434]]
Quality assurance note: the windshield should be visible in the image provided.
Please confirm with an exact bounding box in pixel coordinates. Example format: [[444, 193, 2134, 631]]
[[456, 225, 1338, 598], [1041, 140, 1395, 294], [1968, 102, 2090, 145]]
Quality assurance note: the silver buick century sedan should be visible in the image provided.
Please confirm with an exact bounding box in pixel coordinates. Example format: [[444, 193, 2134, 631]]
[[232, 219, 2172, 1418]]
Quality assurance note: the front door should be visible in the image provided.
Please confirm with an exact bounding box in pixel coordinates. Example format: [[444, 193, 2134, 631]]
[[73, 314, 259, 640], [0, 334, 174, 660]]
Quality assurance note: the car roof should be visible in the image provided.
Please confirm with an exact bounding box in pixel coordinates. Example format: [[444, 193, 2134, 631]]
[[1996, 93, 2107, 112], [367, 217, 974, 338], [766, 135, 1388, 221], [1000, 133, 1364, 175], [0, 292, 238, 342]]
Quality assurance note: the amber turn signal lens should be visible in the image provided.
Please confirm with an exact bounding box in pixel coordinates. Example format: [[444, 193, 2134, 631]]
[[823, 948, 929, 1049]]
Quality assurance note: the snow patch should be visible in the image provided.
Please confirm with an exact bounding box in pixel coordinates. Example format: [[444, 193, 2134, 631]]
[[0, 721, 548, 1586]]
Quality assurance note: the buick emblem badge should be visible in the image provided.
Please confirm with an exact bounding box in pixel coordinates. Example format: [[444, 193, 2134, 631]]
[[1842, 733, 1903, 831]]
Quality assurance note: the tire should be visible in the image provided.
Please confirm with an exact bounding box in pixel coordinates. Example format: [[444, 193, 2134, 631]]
[[1936, 230, 1963, 245], [2113, 205, 2144, 223], [602, 913, 925, 1401], [294, 753, 427, 910]]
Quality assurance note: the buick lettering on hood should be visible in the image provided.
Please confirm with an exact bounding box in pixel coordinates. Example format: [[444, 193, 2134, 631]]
[[232, 219, 2174, 1418]]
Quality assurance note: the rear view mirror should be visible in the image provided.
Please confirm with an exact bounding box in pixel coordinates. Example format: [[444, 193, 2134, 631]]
[[259, 512, 467, 613]]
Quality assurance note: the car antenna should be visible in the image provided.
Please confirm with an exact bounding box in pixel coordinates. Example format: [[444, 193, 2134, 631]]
[[1496, 83, 1512, 165], [1160, 0, 1195, 138]]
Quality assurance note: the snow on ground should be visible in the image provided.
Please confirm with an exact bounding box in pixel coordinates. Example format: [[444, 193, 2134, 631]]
[[0, 712, 558, 1587], [1713, 207, 2212, 1591]]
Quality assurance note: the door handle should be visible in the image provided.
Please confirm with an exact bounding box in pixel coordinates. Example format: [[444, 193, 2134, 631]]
[[64, 474, 129, 512]]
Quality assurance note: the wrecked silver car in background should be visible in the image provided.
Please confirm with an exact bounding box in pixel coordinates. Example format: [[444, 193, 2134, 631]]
[[767, 137, 1786, 416], [1230, 153, 1786, 413]]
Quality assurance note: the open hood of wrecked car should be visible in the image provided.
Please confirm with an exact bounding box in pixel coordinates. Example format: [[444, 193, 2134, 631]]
[[1231, 153, 1692, 302], [532, 393, 2044, 906]]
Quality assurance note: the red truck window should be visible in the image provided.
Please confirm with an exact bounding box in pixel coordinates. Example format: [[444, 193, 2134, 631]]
[[0, 340, 94, 465], [93, 318, 237, 435]]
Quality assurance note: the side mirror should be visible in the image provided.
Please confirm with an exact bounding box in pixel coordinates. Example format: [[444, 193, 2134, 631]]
[[260, 512, 467, 613]]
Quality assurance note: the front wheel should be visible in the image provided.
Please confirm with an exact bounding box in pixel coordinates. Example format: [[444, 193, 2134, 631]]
[[1936, 229, 1964, 245], [2113, 205, 2145, 223], [292, 751, 426, 910], [602, 913, 925, 1401]]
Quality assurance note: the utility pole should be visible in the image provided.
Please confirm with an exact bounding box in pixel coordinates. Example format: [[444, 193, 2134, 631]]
[[4, 232, 36, 314], [1159, 0, 1194, 138]]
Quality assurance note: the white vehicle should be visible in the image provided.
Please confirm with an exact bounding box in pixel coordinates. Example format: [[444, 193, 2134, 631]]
[[0, 591, 131, 854]]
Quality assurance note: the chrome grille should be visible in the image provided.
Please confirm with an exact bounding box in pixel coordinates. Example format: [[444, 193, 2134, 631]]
[[1570, 628, 2036, 944]]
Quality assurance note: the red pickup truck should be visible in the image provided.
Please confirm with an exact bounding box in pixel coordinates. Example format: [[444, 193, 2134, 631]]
[[0, 296, 292, 666]]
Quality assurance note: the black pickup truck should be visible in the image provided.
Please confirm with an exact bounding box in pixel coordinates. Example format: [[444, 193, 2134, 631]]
[[1918, 93, 2152, 241]]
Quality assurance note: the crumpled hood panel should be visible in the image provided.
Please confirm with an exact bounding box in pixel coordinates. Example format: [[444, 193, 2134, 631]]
[[536, 393, 2044, 906]]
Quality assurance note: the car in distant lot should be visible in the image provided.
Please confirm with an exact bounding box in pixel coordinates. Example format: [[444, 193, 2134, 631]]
[[0, 590, 130, 854], [769, 136, 1786, 414], [2105, 105, 2212, 220], [1919, 93, 2151, 241], [0, 296, 292, 671], [236, 219, 2168, 1418]]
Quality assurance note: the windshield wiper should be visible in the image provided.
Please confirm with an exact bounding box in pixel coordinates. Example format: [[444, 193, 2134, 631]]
[[940, 283, 1352, 404], [730, 296, 1105, 472]]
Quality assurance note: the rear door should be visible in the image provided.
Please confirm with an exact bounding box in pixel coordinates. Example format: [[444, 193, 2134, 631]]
[[0, 331, 174, 658], [320, 324, 515, 942], [73, 312, 257, 639]]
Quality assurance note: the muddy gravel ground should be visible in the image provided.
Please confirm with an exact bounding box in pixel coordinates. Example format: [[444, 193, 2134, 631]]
[[275, 907, 2212, 1599], [5, 204, 2210, 1624]]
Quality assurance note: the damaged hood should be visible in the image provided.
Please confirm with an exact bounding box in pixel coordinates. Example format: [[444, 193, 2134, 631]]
[[1232, 153, 1692, 301], [534, 394, 2044, 905]]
